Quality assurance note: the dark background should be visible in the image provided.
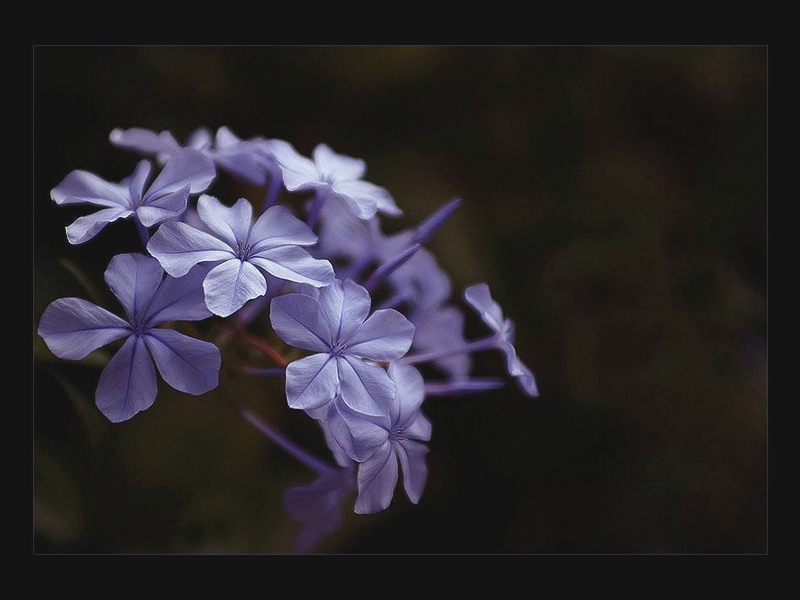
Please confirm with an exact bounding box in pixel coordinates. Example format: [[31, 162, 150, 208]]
[[33, 46, 767, 554]]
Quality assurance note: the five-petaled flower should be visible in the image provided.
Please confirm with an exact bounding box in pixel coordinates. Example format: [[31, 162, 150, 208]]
[[147, 194, 335, 317], [37, 253, 221, 422]]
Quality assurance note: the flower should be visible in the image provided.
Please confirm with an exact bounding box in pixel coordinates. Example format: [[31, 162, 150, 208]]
[[269, 279, 415, 417], [51, 149, 216, 245], [463, 282, 539, 397], [272, 142, 402, 220], [147, 195, 335, 317], [37, 253, 221, 422]]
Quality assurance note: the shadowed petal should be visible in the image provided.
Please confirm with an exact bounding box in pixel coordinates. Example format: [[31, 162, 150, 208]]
[[272, 141, 319, 191], [354, 442, 397, 514], [146, 148, 216, 196], [395, 439, 429, 504], [145, 329, 220, 395], [250, 246, 334, 287], [333, 179, 399, 219], [147, 221, 234, 277], [109, 127, 181, 156], [346, 309, 415, 361], [270, 293, 331, 352], [464, 282, 505, 333], [336, 400, 390, 462], [338, 357, 394, 417], [65, 207, 133, 245], [104, 253, 164, 321], [38, 298, 130, 360], [146, 264, 212, 324], [203, 259, 266, 317], [124, 160, 153, 200], [312, 143, 365, 181], [250, 205, 318, 251], [51, 169, 130, 208], [500, 341, 539, 397], [96, 336, 157, 423], [285, 354, 339, 411]]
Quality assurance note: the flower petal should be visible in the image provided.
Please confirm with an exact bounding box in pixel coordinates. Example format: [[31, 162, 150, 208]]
[[464, 282, 505, 334], [145, 329, 220, 395], [147, 221, 234, 277], [500, 340, 539, 397], [37, 298, 130, 360], [109, 127, 181, 156], [96, 336, 157, 423], [137, 185, 190, 227], [250, 246, 334, 287], [335, 399, 390, 462], [146, 264, 212, 324], [346, 309, 415, 361], [123, 160, 153, 200], [312, 143, 366, 182], [395, 438, 429, 504], [269, 293, 331, 352], [285, 353, 339, 411], [249, 205, 318, 251], [338, 356, 394, 417], [387, 362, 425, 424], [196, 195, 252, 249], [203, 259, 266, 317], [317, 279, 371, 344], [146, 148, 216, 196], [65, 207, 133, 245], [51, 169, 130, 208], [332, 179, 399, 219], [272, 141, 320, 191], [104, 253, 164, 322], [354, 442, 397, 514]]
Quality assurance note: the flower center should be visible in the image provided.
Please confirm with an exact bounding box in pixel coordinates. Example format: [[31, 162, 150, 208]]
[[331, 340, 348, 356]]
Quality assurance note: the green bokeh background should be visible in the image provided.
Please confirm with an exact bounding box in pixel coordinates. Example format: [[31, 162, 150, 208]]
[[33, 46, 767, 554]]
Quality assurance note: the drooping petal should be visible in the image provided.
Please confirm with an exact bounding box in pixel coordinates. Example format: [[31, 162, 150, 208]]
[[272, 141, 320, 191], [51, 169, 130, 208], [202, 259, 266, 317], [65, 207, 133, 245], [346, 308, 415, 361], [332, 179, 398, 220], [269, 293, 331, 352], [146, 264, 212, 324], [250, 246, 334, 287], [104, 253, 164, 323], [136, 185, 190, 227], [335, 399, 390, 462], [464, 282, 505, 334], [354, 442, 397, 514], [109, 127, 182, 156], [249, 205, 318, 251], [145, 329, 220, 395], [500, 340, 539, 397], [285, 353, 339, 411], [337, 356, 394, 417], [95, 336, 157, 423], [387, 362, 425, 425], [403, 411, 433, 442], [147, 221, 234, 277], [196, 195, 252, 249], [37, 298, 130, 360], [312, 143, 366, 182], [146, 148, 216, 196], [317, 279, 371, 344], [395, 439, 429, 504]]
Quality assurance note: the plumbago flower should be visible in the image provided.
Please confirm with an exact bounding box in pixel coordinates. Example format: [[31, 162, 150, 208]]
[[37, 253, 220, 422], [51, 149, 215, 244], [269, 278, 415, 417], [147, 194, 335, 317]]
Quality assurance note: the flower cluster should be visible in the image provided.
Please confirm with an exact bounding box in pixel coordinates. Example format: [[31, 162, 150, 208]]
[[37, 126, 538, 538]]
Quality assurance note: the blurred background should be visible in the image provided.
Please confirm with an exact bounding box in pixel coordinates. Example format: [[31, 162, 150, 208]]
[[33, 46, 767, 554]]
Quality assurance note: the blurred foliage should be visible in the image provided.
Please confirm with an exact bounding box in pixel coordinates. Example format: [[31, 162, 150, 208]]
[[33, 46, 766, 553]]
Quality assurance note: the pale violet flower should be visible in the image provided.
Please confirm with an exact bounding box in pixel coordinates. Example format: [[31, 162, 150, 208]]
[[51, 149, 215, 244], [147, 195, 335, 317], [37, 253, 220, 422], [272, 142, 401, 221], [464, 283, 539, 397], [269, 279, 415, 417]]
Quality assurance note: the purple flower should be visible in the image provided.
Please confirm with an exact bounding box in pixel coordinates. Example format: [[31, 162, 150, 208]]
[[269, 279, 415, 417], [51, 149, 216, 245], [464, 283, 539, 397], [272, 142, 401, 220], [37, 253, 221, 423], [147, 195, 335, 317]]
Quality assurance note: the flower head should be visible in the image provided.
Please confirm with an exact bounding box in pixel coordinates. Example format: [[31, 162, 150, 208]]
[[51, 149, 215, 244], [37, 253, 221, 422], [270, 279, 415, 417], [147, 195, 335, 317]]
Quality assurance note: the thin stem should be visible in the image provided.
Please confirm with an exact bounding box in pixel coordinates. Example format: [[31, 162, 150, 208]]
[[241, 331, 289, 367], [424, 377, 505, 396], [306, 190, 327, 229], [263, 173, 282, 209], [402, 334, 499, 365], [133, 216, 150, 247], [237, 365, 287, 377]]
